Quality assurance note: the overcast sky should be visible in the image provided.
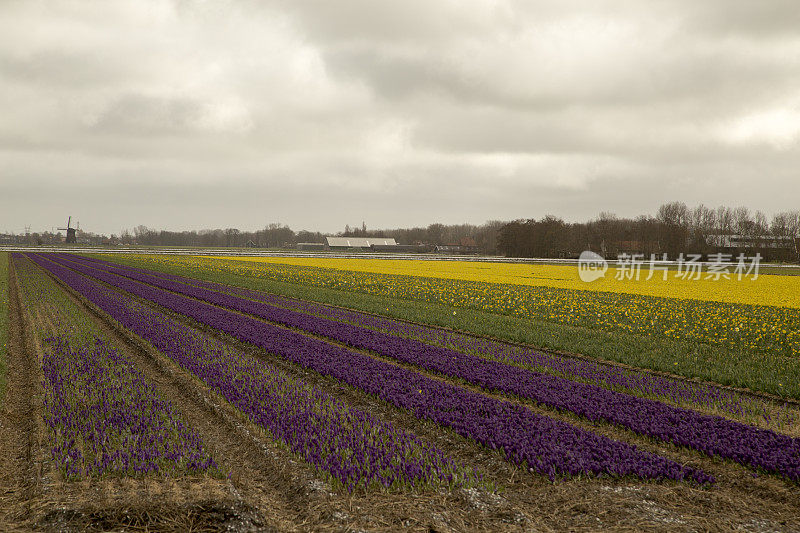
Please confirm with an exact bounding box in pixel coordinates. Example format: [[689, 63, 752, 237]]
[[1, 1, 799, 235]]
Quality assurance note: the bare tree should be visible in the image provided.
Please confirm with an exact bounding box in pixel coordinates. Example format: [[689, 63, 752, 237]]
[[733, 206, 753, 235], [715, 205, 734, 235], [657, 202, 688, 226]]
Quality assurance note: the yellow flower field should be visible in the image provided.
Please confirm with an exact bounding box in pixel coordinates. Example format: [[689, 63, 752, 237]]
[[219, 256, 800, 309], [99, 253, 800, 360]]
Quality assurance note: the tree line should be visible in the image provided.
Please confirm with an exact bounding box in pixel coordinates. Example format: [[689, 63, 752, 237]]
[[116, 220, 507, 251], [4, 202, 798, 261], [497, 203, 800, 261]]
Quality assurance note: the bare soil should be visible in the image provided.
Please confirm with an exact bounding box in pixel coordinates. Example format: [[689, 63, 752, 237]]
[[166, 287, 800, 532], [6, 255, 800, 532], [0, 259, 266, 532], [22, 256, 533, 531], [111, 255, 800, 409], [0, 257, 42, 530]]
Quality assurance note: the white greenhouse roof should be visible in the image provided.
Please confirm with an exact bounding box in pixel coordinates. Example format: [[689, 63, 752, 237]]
[[325, 237, 397, 247]]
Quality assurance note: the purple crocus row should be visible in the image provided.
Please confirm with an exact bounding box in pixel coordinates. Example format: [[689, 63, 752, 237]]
[[25, 254, 478, 492], [75, 254, 762, 419], [11, 254, 217, 479], [41, 335, 216, 479], [37, 253, 713, 483], [59, 253, 800, 482]]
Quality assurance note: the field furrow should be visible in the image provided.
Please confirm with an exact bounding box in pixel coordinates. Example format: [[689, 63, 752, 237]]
[[75, 254, 800, 431], [31, 252, 714, 484], [56, 253, 800, 481], [28, 253, 480, 493]]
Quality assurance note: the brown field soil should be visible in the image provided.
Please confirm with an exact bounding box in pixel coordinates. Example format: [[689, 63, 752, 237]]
[[84, 256, 800, 424], [0, 259, 269, 532], [2, 255, 800, 532]]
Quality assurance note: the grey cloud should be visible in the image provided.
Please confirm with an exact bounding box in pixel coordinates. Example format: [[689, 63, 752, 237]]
[[257, 0, 510, 46], [1, 0, 798, 235], [90, 95, 207, 136], [0, 51, 125, 89], [681, 0, 800, 39], [327, 22, 799, 113]]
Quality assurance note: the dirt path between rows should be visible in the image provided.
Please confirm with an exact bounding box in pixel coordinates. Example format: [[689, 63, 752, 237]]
[[32, 255, 539, 531], [22, 253, 800, 532], [93, 255, 800, 409], [22, 257, 330, 531], [71, 254, 800, 432], [3, 257, 288, 531], [46, 254, 800, 531], [0, 258, 43, 530], [172, 283, 800, 532]]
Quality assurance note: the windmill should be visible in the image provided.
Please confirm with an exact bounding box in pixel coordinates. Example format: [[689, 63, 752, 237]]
[[58, 216, 77, 244]]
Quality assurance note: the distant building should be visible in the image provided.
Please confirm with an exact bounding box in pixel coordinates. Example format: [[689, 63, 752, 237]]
[[434, 244, 480, 255], [325, 237, 397, 250], [371, 244, 433, 253], [705, 234, 797, 250], [297, 242, 326, 251]]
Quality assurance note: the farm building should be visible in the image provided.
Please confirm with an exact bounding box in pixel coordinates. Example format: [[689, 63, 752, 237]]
[[434, 244, 480, 254], [705, 234, 798, 250], [371, 244, 433, 253], [325, 237, 397, 250], [297, 242, 326, 251]]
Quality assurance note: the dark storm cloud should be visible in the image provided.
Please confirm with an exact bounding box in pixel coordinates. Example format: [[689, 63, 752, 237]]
[[0, 0, 798, 235]]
